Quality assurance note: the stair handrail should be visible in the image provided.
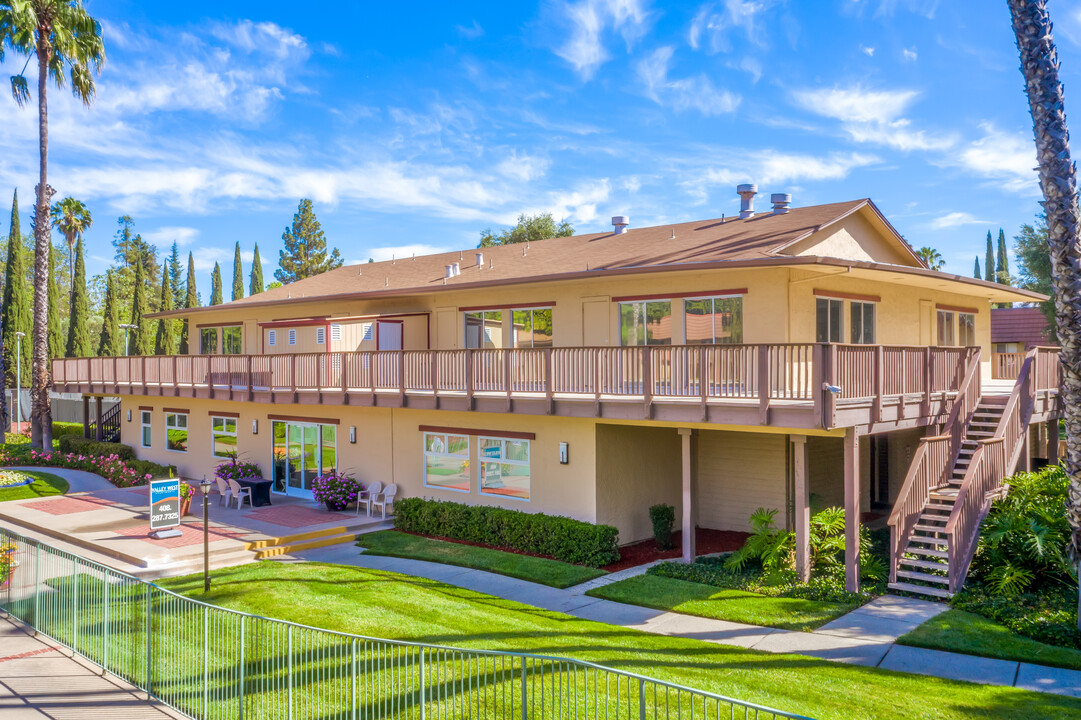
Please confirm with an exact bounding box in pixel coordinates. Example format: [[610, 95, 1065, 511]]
[[887, 347, 981, 583], [943, 348, 1037, 594]]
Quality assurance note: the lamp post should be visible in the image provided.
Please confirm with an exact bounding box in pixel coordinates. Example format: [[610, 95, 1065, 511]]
[[119, 323, 137, 357], [14, 331, 23, 433], [200, 475, 212, 592]]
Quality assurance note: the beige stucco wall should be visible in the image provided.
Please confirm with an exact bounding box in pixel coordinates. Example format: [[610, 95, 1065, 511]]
[[594, 424, 682, 544], [696, 430, 789, 532]]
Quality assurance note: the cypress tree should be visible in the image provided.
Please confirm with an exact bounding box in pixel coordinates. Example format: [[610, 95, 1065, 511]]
[[97, 270, 119, 356], [984, 230, 994, 282], [154, 265, 176, 355], [65, 237, 90, 357], [996, 228, 1011, 284], [129, 259, 152, 355], [178, 253, 197, 354], [275, 199, 343, 283], [2, 190, 31, 387], [46, 241, 63, 361], [974, 256, 981, 280], [231, 241, 244, 301], [250, 243, 264, 295], [210, 262, 223, 306], [168, 241, 184, 309]]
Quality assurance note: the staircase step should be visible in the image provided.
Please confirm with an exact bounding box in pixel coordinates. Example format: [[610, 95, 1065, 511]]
[[896, 569, 950, 585], [913, 523, 947, 533], [888, 581, 951, 599], [908, 536, 949, 548], [906, 546, 948, 558], [899, 557, 950, 571]]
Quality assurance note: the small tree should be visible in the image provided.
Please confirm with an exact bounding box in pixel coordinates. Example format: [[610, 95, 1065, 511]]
[[249, 243, 264, 295], [996, 228, 1012, 283], [974, 256, 982, 279], [916, 246, 945, 270], [154, 265, 175, 356], [50, 197, 91, 293], [129, 259, 152, 355], [985, 230, 995, 282], [231, 241, 244, 301], [168, 241, 184, 309], [65, 237, 90, 357], [1, 190, 30, 387], [210, 262, 223, 306], [46, 240, 62, 360], [97, 270, 119, 356], [178, 252, 198, 354], [276, 199, 342, 284], [479, 212, 574, 247]]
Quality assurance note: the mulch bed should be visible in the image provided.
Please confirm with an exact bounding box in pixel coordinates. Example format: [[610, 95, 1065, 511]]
[[601, 528, 749, 572]]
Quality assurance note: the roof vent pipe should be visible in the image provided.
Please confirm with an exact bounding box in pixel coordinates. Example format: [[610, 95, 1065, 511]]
[[452, 262, 461, 276], [737, 184, 757, 219], [612, 216, 629, 234], [445, 264, 453, 279], [771, 193, 792, 215], [475, 252, 483, 267]]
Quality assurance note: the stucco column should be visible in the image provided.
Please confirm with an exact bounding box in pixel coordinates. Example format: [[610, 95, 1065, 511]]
[[1049, 421, 1060, 464], [679, 428, 695, 563], [792, 435, 810, 582], [844, 427, 860, 593]]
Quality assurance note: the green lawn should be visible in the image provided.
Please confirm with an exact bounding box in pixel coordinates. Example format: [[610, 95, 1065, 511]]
[[899, 608, 1081, 671], [149, 561, 1081, 720], [0, 470, 68, 502], [586, 573, 862, 631], [358, 529, 606, 588]]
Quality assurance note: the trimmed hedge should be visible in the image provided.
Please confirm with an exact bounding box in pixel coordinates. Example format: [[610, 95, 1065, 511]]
[[58, 435, 135, 460], [394, 498, 620, 567], [52, 421, 83, 437]]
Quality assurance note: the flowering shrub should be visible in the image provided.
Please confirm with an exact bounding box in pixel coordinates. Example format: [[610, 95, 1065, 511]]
[[178, 481, 195, 500], [0, 470, 33, 488], [214, 458, 263, 482], [311, 470, 362, 508], [0, 446, 153, 489]]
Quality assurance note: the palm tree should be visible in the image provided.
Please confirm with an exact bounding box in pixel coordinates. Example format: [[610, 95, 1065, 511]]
[[50, 196, 91, 293], [916, 246, 945, 271], [1008, 0, 1081, 626], [1, 1, 105, 449]]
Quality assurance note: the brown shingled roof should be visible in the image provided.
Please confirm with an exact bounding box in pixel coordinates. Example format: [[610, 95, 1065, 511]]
[[991, 306, 1051, 347]]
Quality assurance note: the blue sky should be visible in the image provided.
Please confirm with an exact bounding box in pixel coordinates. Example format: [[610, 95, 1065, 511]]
[[0, 0, 1075, 289]]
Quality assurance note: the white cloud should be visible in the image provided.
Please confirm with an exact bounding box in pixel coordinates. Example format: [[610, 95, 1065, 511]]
[[496, 152, 550, 182], [684, 150, 879, 204], [689, 0, 779, 53], [929, 211, 988, 229], [791, 86, 954, 151], [860, 45, 875, 56], [553, 0, 650, 79], [456, 20, 484, 39], [902, 46, 918, 61], [637, 46, 740, 116], [142, 226, 201, 247], [951, 123, 1037, 193]]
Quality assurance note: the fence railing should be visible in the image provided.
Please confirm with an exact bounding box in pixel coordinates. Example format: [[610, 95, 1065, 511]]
[[0, 527, 811, 720]]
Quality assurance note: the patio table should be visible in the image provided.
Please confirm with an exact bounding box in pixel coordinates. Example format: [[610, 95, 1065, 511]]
[[235, 478, 273, 507]]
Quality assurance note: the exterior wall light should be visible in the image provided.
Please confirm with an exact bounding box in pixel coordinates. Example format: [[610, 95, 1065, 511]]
[[349, 426, 357, 444], [126, 409, 132, 422], [252, 419, 259, 435], [559, 442, 569, 465]]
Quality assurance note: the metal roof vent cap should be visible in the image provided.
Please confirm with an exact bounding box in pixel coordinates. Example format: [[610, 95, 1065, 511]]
[[612, 216, 629, 234], [445, 264, 454, 279], [475, 252, 483, 267], [771, 193, 792, 215], [737, 184, 757, 219], [452, 262, 461, 276]]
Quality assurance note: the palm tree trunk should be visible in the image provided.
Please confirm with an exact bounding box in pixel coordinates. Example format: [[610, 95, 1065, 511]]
[[30, 36, 53, 450], [1008, 0, 1081, 628]]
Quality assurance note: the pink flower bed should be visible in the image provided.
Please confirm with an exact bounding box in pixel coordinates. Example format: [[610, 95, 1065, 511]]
[[0, 448, 152, 488]]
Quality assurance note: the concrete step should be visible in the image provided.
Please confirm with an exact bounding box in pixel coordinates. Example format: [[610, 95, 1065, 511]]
[[254, 531, 362, 559], [899, 557, 950, 571], [905, 546, 948, 558], [888, 581, 951, 599], [896, 569, 949, 585]]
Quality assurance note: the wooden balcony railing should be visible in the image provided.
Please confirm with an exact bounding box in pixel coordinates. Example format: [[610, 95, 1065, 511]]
[[52, 343, 1022, 429], [992, 351, 1025, 379]]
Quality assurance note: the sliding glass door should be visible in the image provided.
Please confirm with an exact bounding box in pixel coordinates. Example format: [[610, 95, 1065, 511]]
[[272, 421, 337, 498]]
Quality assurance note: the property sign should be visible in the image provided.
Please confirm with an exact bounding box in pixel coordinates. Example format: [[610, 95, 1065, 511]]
[[149, 478, 182, 530], [481, 445, 501, 486]]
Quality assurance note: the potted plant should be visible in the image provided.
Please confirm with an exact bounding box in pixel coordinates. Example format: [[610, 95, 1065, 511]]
[[214, 455, 263, 483], [179, 481, 195, 516], [311, 470, 362, 512]]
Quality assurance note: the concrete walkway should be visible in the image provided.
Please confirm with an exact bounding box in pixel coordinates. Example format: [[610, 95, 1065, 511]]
[[291, 543, 1081, 699], [0, 617, 184, 719]]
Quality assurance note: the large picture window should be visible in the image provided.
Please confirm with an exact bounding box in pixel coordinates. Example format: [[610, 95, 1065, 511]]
[[512, 308, 553, 348], [849, 301, 876, 344], [166, 412, 188, 452], [479, 437, 531, 501], [619, 300, 672, 346], [684, 296, 743, 344], [200, 328, 218, 354], [140, 411, 151, 448], [423, 432, 470, 492], [212, 416, 238, 458], [464, 311, 502, 348], [222, 326, 242, 354], [815, 298, 843, 343], [958, 313, 976, 347]]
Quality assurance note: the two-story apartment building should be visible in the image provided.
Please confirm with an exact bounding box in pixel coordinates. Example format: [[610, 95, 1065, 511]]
[[54, 191, 1059, 598]]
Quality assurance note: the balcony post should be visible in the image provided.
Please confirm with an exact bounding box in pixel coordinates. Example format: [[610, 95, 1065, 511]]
[[1049, 420, 1060, 465], [792, 434, 810, 582], [698, 348, 708, 422], [504, 350, 513, 412], [594, 349, 602, 417], [95, 397, 104, 442], [82, 395, 90, 439], [545, 348, 554, 415], [642, 347, 652, 419], [679, 428, 696, 563], [247, 355, 254, 401], [399, 350, 406, 407], [290, 355, 297, 403], [872, 345, 884, 423], [921, 346, 932, 417], [844, 427, 861, 593], [757, 345, 770, 425], [465, 350, 474, 411]]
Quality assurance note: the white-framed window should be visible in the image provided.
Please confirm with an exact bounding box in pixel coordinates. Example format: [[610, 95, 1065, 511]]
[[288, 329, 297, 346], [211, 416, 238, 459], [464, 310, 503, 348], [959, 313, 976, 346], [684, 296, 743, 344], [479, 437, 531, 501], [268, 329, 277, 346], [937, 310, 955, 346], [619, 300, 672, 346], [511, 307, 553, 348], [816, 297, 843, 343], [331, 324, 342, 342], [140, 411, 152, 448], [316, 327, 326, 344], [423, 432, 470, 492], [849, 301, 876, 344], [165, 412, 188, 453]]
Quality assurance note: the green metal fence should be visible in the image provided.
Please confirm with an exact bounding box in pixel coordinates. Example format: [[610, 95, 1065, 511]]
[[0, 526, 812, 719]]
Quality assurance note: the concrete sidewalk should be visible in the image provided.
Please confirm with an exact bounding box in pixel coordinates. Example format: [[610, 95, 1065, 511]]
[[0, 617, 184, 719], [290, 543, 1081, 700]]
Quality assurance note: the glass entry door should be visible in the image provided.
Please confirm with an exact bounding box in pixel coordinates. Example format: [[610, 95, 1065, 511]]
[[272, 421, 336, 498]]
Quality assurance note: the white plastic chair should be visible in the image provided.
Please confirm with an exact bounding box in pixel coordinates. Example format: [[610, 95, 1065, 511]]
[[371, 483, 397, 520], [357, 481, 383, 516], [227, 478, 252, 509], [215, 477, 233, 507]]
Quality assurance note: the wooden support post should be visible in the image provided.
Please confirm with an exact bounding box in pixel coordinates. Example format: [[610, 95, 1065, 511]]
[[95, 397, 104, 442], [544, 348, 554, 415], [82, 396, 91, 439], [844, 427, 860, 593], [1049, 420, 1060, 465], [792, 435, 810, 582], [679, 428, 696, 563], [921, 346, 932, 418], [1021, 429, 1032, 473], [872, 346, 884, 423], [758, 346, 770, 425], [642, 347, 653, 419]]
